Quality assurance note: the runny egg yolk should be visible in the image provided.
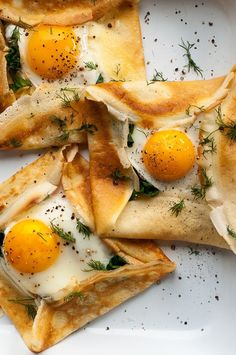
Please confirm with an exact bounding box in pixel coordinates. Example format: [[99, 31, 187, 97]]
[[26, 25, 79, 79], [3, 219, 60, 273], [143, 130, 195, 182]]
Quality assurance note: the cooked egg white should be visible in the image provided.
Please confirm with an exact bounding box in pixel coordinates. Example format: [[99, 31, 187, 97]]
[[5, 24, 107, 88], [127, 125, 199, 192], [1, 189, 112, 298]]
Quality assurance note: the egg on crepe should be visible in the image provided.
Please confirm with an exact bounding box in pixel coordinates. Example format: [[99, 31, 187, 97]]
[[86, 72, 236, 251], [0, 148, 175, 352]]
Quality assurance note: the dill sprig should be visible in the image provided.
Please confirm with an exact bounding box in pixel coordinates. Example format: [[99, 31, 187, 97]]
[[77, 123, 98, 135], [191, 168, 213, 199], [50, 222, 76, 243], [8, 138, 22, 148], [199, 134, 217, 156], [57, 88, 80, 107], [216, 105, 236, 141], [227, 226, 236, 239], [83, 260, 107, 272], [5, 27, 21, 74], [50, 115, 66, 129], [185, 104, 205, 117], [84, 61, 97, 70], [151, 69, 167, 82], [179, 39, 203, 77], [76, 220, 91, 239], [8, 298, 37, 320], [64, 291, 84, 302], [84, 255, 127, 272], [169, 199, 185, 217], [110, 169, 130, 186]]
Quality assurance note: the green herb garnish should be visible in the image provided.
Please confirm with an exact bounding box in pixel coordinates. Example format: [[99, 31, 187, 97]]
[[216, 105, 236, 141], [179, 39, 203, 77], [50, 115, 66, 129], [9, 138, 22, 148], [151, 69, 167, 82], [10, 76, 31, 92], [110, 169, 130, 186], [84, 255, 127, 272], [127, 123, 135, 147], [5, 27, 21, 74], [96, 73, 104, 84], [50, 222, 75, 243], [8, 298, 37, 320], [191, 168, 213, 199], [76, 220, 91, 239], [84, 61, 97, 70], [64, 291, 84, 302], [84, 260, 107, 271], [130, 173, 159, 200], [169, 199, 185, 217], [227, 226, 236, 239], [106, 255, 127, 270], [77, 123, 98, 135], [185, 105, 205, 116]]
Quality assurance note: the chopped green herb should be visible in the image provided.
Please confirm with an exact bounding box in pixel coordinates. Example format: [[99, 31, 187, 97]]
[[0, 230, 5, 257], [84, 260, 107, 272], [130, 173, 159, 200], [185, 104, 205, 116], [110, 169, 130, 186], [179, 39, 203, 77], [50, 115, 66, 129], [10, 76, 31, 92], [191, 168, 213, 199], [216, 105, 236, 141], [169, 199, 185, 217], [8, 298, 37, 320], [84, 61, 97, 70], [77, 123, 98, 135], [76, 220, 91, 239], [127, 123, 135, 147], [36, 232, 47, 242], [64, 291, 84, 302], [151, 69, 167, 82], [57, 131, 70, 141], [200, 135, 217, 156], [50, 222, 75, 243], [5, 27, 21, 74], [188, 247, 200, 256], [84, 255, 127, 272], [9, 138, 22, 148], [106, 255, 127, 270], [227, 226, 236, 239], [96, 73, 104, 84]]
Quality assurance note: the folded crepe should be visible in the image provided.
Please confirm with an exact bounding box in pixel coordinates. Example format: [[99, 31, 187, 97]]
[[0, 3, 145, 147], [0, 148, 175, 352], [86, 70, 236, 251], [0, 0, 139, 26]]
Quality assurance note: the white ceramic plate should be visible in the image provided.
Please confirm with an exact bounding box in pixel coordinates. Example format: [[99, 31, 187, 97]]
[[1, 1, 236, 354]]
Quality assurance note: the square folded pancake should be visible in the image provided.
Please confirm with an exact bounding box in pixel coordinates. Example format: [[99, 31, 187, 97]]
[[0, 3, 146, 148], [0, 148, 175, 352], [0, 0, 139, 26], [86, 71, 236, 250]]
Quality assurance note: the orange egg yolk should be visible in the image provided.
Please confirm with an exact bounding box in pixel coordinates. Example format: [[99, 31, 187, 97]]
[[26, 25, 79, 79], [3, 219, 60, 273], [143, 130, 195, 182]]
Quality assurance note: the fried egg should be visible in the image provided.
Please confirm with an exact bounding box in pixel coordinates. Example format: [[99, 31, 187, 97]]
[[1, 190, 112, 298], [127, 125, 199, 192], [5, 24, 106, 87]]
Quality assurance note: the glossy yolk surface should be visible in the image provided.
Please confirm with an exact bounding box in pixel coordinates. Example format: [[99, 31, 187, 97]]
[[3, 219, 60, 273], [26, 25, 79, 79], [143, 130, 195, 182]]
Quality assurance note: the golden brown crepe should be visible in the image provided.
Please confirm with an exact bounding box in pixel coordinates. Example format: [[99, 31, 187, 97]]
[[0, 0, 139, 26], [86, 71, 235, 249], [86, 75, 233, 128], [200, 68, 236, 253], [0, 149, 175, 352]]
